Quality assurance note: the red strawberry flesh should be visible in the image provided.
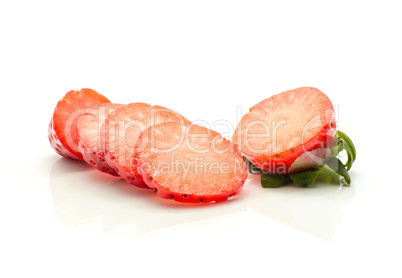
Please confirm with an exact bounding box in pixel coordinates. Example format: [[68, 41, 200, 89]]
[[135, 122, 248, 203], [49, 88, 111, 160], [77, 103, 125, 175], [102, 103, 191, 188], [232, 87, 336, 174]]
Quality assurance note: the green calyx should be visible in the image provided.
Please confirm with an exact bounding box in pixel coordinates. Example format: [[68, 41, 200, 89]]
[[244, 130, 356, 188], [330, 130, 356, 171]]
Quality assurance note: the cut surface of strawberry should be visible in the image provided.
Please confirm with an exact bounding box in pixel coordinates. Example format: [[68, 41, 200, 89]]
[[78, 103, 126, 175], [232, 87, 336, 174], [102, 103, 191, 188], [49, 88, 111, 160], [135, 122, 248, 203]]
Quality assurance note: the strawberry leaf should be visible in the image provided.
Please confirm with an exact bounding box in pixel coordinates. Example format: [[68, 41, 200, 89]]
[[243, 156, 264, 174], [245, 129, 356, 189], [332, 131, 356, 170], [324, 157, 351, 185], [261, 173, 292, 188], [331, 138, 344, 157], [288, 148, 331, 173], [289, 168, 321, 187]]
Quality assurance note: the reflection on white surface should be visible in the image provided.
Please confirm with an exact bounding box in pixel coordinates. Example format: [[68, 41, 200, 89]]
[[245, 174, 355, 241], [49, 158, 354, 240], [49, 158, 248, 236]]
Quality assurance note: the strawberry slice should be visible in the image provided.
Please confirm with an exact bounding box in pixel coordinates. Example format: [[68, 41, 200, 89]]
[[48, 89, 111, 160], [134, 122, 248, 203], [77, 103, 126, 175], [232, 87, 336, 174], [101, 103, 191, 188]]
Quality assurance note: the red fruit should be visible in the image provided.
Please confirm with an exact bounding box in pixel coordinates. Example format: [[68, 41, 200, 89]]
[[135, 122, 248, 203], [102, 103, 191, 188], [48, 89, 111, 160], [232, 87, 336, 174], [77, 103, 126, 175]]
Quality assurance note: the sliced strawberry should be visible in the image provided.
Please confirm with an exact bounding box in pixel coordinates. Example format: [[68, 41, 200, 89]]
[[49, 89, 111, 160], [232, 87, 336, 174], [134, 123, 248, 203], [102, 103, 191, 188], [77, 103, 126, 175]]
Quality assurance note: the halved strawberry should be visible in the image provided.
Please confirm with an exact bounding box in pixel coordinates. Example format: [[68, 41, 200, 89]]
[[134, 122, 248, 203], [102, 103, 191, 188], [49, 89, 111, 160], [77, 103, 126, 175], [232, 87, 336, 174]]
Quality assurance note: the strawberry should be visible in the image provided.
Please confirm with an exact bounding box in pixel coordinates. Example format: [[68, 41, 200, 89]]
[[77, 103, 126, 175], [232, 87, 336, 174], [48, 88, 111, 160], [134, 122, 248, 203], [101, 103, 191, 188]]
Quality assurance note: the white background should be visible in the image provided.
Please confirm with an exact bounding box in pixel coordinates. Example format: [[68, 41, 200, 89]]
[[1, 0, 401, 277]]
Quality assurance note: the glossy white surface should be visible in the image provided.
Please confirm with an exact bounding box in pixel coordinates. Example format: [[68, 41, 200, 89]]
[[1, 1, 401, 277]]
